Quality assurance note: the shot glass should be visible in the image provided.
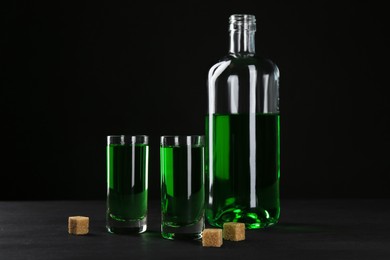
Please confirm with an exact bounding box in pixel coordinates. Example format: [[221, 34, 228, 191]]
[[106, 135, 149, 234], [160, 135, 205, 240]]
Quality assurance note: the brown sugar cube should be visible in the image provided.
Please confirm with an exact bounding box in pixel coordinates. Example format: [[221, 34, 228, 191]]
[[68, 216, 89, 235], [202, 228, 223, 247], [223, 222, 245, 241]]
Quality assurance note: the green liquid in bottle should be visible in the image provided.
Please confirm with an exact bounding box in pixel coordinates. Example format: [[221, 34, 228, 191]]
[[206, 113, 280, 229], [160, 145, 205, 239], [107, 143, 148, 233]]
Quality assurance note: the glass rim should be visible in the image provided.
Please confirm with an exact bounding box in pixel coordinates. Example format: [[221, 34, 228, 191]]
[[160, 135, 204, 147], [107, 135, 149, 145]]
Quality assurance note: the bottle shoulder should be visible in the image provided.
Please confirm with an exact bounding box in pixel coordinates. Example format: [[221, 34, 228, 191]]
[[210, 54, 279, 75]]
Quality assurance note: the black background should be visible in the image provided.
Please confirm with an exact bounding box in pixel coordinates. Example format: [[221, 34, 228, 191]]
[[1, 1, 389, 200]]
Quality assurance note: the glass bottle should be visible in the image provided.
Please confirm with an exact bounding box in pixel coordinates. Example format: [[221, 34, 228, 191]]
[[206, 14, 280, 229]]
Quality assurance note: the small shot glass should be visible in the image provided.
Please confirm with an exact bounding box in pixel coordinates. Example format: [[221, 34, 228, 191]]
[[106, 135, 149, 234], [160, 135, 205, 240]]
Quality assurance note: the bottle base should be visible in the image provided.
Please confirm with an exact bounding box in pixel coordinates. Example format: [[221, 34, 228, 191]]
[[106, 215, 147, 234], [208, 221, 277, 229], [207, 209, 279, 229]]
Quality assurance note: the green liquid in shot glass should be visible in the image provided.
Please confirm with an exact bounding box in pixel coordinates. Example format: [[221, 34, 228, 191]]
[[107, 144, 148, 224], [160, 145, 205, 239]]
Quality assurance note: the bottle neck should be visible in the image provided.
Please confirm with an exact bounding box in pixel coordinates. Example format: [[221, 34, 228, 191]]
[[229, 29, 256, 55]]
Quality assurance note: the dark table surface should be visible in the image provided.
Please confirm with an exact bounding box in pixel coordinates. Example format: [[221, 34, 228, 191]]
[[1, 199, 389, 260]]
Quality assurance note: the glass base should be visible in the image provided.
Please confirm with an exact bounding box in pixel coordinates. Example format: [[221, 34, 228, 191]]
[[106, 215, 147, 234], [161, 231, 202, 240], [161, 218, 204, 240]]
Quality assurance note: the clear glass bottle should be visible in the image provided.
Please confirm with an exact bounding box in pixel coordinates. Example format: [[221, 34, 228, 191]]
[[206, 14, 280, 229]]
